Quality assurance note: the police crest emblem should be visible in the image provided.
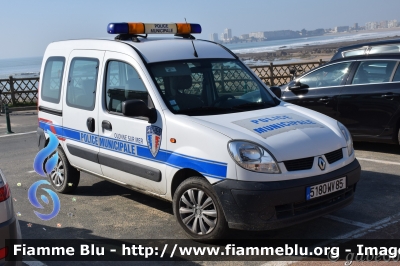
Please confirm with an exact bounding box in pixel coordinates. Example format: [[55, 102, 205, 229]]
[[146, 125, 162, 157]]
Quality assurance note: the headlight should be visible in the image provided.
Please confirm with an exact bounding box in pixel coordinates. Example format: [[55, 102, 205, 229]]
[[337, 122, 353, 156], [228, 141, 280, 174]]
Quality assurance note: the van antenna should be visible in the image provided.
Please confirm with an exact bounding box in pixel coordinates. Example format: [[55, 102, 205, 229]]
[[185, 18, 198, 58]]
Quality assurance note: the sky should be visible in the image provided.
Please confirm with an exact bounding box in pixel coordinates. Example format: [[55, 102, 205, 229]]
[[1, 0, 400, 59]]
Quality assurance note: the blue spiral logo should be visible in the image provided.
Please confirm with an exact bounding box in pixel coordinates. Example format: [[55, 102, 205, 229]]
[[30, 130, 60, 220], [28, 180, 60, 220], [33, 130, 59, 177]]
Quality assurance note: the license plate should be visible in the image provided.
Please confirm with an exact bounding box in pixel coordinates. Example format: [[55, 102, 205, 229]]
[[306, 177, 346, 200]]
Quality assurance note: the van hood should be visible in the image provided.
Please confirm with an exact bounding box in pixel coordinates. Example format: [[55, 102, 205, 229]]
[[189, 103, 345, 162]]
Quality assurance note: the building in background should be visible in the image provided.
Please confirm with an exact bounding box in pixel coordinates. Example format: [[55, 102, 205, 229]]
[[220, 32, 228, 41], [380, 21, 388, 28], [212, 17, 398, 44], [209, 33, 219, 42], [334, 26, 349, 33], [249, 30, 300, 40], [365, 21, 378, 30], [388, 19, 398, 28], [249, 31, 265, 39], [224, 28, 232, 41]]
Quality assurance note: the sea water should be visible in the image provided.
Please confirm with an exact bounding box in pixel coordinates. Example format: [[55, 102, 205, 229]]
[[0, 56, 42, 79], [1, 29, 400, 78]]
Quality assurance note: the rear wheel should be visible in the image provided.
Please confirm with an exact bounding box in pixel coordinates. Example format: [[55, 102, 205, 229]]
[[173, 177, 228, 242], [48, 147, 80, 194]]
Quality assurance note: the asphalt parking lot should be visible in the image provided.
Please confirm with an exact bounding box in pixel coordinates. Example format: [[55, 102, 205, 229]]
[[1, 111, 400, 266]]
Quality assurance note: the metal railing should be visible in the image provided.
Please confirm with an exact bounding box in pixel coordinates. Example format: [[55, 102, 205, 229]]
[[0, 60, 326, 107], [249, 59, 325, 86], [0, 76, 39, 106]]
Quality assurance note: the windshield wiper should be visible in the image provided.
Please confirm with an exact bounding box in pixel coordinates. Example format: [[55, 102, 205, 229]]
[[235, 102, 276, 109], [175, 106, 242, 114]]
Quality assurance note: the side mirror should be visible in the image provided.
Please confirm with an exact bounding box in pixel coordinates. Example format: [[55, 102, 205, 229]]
[[288, 81, 309, 91], [122, 99, 157, 124], [289, 67, 297, 80], [269, 86, 281, 98]]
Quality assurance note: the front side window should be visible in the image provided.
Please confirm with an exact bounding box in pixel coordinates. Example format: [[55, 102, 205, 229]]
[[66, 58, 99, 110], [41, 57, 65, 103], [352, 60, 397, 85], [149, 59, 278, 116], [393, 64, 400, 82], [105, 61, 149, 113], [298, 62, 352, 88]]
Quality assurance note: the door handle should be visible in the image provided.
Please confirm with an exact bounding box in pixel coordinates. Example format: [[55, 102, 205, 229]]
[[86, 117, 95, 132], [318, 97, 332, 103], [381, 93, 399, 99], [102, 120, 112, 130]]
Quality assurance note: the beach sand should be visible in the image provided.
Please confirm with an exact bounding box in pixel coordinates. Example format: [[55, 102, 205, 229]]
[[235, 31, 400, 64]]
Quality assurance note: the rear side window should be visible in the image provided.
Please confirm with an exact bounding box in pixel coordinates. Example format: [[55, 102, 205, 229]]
[[66, 58, 99, 111], [41, 57, 65, 103], [369, 45, 400, 55], [342, 48, 366, 58], [105, 60, 149, 113], [352, 61, 397, 84]]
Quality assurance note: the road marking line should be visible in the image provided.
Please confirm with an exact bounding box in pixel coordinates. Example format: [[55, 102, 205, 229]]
[[23, 260, 47, 266], [27, 170, 36, 173], [262, 261, 298, 266], [319, 212, 400, 246], [333, 215, 396, 240], [357, 157, 400, 166], [0, 131, 36, 138], [264, 213, 400, 266], [324, 215, 370, 228]]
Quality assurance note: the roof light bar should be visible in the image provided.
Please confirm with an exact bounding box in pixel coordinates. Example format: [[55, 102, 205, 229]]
[[107, 23, 202, 35]]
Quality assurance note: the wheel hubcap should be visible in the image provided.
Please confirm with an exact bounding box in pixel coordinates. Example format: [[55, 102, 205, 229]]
[[50, 157, 65, 187], [179, 188, 217, 235]]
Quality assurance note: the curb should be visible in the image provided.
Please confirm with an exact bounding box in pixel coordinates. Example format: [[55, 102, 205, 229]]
[[9, 106, 37, 111]]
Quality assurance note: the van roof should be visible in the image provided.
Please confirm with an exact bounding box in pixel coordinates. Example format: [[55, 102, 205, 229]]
[[46, 37, 236, 63]]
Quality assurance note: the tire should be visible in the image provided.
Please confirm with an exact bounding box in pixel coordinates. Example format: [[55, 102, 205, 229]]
[[398, 127, 400, 145], [48, 146, 80, 194], [173, 177, 228, 242]]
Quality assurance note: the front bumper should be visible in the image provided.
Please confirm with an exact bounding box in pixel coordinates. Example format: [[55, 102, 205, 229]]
[[213, 159, 361, 230]]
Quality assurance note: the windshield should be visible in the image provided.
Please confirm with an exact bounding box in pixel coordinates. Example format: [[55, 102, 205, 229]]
[[148, 59, 278, 116]]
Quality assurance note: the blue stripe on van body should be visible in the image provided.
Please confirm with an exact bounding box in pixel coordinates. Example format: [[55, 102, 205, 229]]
[[39, 121, 227, 179]]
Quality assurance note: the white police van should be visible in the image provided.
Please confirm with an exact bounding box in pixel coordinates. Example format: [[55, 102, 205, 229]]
[[37, 22, 361, 241]]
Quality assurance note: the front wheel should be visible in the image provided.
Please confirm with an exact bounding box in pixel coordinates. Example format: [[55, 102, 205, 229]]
[[173, 177, 228, 242], [48, 147, 80, 194]]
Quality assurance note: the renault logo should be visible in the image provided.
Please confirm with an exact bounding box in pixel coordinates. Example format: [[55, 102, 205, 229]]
[[318, 157, 326, 170]]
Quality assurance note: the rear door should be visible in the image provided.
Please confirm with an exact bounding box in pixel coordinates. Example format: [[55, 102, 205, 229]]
[[38, 56, 66, 141], [62, 50, 105, 175], [282, 61, 353, 119], [337, 60, 400, 136]]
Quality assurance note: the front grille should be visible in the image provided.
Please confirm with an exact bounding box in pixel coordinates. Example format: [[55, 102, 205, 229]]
[[283, 157, 314, 171], [325, 149, 343, 164], [275, 185, 354, 219]]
